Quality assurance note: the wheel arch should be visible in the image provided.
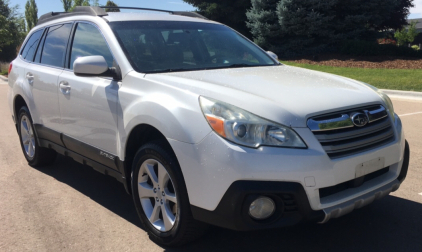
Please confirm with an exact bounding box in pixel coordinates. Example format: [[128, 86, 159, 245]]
[[123, 124, 179, 195], [13, 94, 28, 129]]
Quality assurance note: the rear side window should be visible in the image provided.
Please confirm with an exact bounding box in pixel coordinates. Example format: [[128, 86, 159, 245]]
[[21, 29, 44, 62], [69, 23, 114, 70], [34, 30, 47, 63], [41, 23, 73, 68]]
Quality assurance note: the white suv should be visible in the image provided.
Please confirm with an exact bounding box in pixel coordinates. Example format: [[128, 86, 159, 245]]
[[7, 6, 409, 246]]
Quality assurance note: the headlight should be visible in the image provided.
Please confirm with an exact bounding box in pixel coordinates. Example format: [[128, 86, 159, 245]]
[[377, 90, 395, 120], [360, 82, 395, 121], [199, 97, 306, 148]]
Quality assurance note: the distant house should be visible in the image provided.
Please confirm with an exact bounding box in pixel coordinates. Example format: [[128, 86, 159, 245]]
[[406, 19, 422, 45], [407, 18, 422, 32]]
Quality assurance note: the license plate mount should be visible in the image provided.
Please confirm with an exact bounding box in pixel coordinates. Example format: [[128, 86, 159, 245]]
[[355, 157, 385, 178]]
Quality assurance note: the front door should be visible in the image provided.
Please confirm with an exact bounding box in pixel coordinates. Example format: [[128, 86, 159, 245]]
[[57, 22, 119, 169]]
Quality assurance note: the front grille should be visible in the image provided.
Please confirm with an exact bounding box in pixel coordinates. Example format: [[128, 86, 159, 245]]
[[308, 105, 395, 159], [319, 167, 390, 199]]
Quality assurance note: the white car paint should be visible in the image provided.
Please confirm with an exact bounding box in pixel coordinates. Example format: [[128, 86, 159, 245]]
[[7, 12, 407, 219]]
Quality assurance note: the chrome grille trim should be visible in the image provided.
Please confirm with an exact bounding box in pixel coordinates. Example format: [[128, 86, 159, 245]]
[[307, 105, 388, 132], [308, 105, 394, 159]]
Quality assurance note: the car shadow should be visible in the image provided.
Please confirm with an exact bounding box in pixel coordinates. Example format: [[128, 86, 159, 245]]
[[35, 155, 421, 252], [168, 196, 422, 252], [34, 155, 143, 230]]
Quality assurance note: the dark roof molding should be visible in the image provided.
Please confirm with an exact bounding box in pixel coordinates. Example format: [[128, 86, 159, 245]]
[[37, 6, 108, 25]]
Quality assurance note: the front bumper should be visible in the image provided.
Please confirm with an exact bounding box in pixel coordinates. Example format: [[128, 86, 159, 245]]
[[168, 114, 407, 230], [190, 141, 409, 230]]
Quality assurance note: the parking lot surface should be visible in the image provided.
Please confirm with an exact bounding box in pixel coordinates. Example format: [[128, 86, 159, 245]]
[[0, 82, 421, 252]]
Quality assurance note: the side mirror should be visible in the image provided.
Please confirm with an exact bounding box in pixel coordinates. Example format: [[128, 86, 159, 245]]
[[266, 51, 278, 60], [73, 56, 121, 81]]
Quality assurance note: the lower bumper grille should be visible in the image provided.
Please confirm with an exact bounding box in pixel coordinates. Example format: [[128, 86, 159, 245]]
[[319, 167, 390, 199]]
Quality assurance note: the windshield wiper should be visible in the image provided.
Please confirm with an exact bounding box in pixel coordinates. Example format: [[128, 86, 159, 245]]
[[225, 63, 252, 68], [149, 68, 194, 73]]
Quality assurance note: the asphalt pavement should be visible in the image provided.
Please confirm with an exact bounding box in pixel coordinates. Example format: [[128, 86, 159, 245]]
[[0, 79, 421, 252]]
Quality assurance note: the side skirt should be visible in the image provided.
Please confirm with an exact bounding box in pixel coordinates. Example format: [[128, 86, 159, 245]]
[[34, 124, 130, 194], [39, 139, 127, 185]]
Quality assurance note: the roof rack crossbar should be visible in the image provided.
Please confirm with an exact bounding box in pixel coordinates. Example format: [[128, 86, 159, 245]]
[[36, 6, 208, 26], [98, 6, 208, 20], [98, 6, 174, 14]]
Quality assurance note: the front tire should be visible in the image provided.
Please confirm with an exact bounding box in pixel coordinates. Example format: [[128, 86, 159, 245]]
[[131, 141, 207, 246], [17, 106, 57, 167]]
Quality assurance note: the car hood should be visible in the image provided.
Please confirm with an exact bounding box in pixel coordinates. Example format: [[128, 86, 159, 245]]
[[145, 65, 383, 128]]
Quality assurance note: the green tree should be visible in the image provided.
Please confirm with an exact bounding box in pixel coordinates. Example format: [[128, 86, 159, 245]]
[[0, 15, 12, 52], [0, 0, 27, 60], [25, 0, 38, 31], [407, 21, 419, 44], [246, 0, 414, 56], [105, 0, 119, 12], [183, 0, 251, 38], [60, 0, 72, 12], [70, 0, 90, 12], [91, 0, 99, 6], [394, 21, 420, 46], [378, 0, 414, 31]]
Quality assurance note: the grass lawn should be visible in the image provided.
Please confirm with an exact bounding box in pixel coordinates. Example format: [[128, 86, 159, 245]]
[[281, 61, 422, 92]]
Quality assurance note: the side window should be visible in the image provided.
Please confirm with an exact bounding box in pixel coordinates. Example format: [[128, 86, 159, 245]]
[[41, 23, 73, 68], [20, 29, 44, 62], [34, 30, 47, 63], [70, 23, 114, 70]]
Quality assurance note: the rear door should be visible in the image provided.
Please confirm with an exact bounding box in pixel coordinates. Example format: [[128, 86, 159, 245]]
[[57, 22, 119, 169], [24, 23, 73, 139]]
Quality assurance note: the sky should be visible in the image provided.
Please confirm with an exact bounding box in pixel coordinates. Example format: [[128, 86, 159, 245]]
[[410, 0, 422, 18], [10, 0, 196, 15], [8, 0, 422, 20]]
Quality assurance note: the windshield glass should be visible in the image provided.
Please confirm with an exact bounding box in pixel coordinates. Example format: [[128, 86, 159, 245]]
[[109, 21, 277, 73]]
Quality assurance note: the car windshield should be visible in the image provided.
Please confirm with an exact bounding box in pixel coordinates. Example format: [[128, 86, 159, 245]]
[[109, 21, 277, 73]]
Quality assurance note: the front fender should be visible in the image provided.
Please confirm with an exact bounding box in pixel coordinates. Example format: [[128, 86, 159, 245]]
[[118, 73, 212, 159]]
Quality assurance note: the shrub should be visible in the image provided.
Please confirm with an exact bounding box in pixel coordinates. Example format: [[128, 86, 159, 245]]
[[377, 38, 397, 45], [340, 40, 422, 58], [411, 45, 420, 51], [0, 62, 10, 73]]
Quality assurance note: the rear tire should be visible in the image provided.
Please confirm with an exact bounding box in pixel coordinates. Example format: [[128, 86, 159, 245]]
[[131, 141, 208, 247], [17, 106, 57, 167]]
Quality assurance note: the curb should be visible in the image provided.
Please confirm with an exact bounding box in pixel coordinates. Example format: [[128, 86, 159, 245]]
[[380, 89, 422, 101], [0, 76, 7, 84]]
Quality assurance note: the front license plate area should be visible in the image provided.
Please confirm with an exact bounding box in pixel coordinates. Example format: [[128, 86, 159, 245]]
[[355, 157, 385, 178]]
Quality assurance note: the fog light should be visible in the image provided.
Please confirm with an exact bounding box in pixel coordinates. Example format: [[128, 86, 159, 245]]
[[249, 196, 275, 220]]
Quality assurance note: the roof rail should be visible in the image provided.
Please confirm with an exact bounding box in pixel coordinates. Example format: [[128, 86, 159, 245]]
[[37, 6, 107, 25], [36, 6, 208, 26], [99, 6, 208, 20]]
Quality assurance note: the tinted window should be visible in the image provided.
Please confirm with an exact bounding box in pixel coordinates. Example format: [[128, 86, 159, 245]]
[[70, 23, 114, 70], [21, 29, 43, 61], [109, 21, 276, 73], [34, 31, 46, 63], [41, 23, 72, 67]]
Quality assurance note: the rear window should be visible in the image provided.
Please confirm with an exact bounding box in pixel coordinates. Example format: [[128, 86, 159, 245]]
[[40, 23, 73, 68], [21, 29, 44, 62]]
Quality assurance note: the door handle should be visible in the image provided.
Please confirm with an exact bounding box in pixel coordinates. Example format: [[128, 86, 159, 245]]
[[26, 72, 34, 85], [59, 81, 71, 94]]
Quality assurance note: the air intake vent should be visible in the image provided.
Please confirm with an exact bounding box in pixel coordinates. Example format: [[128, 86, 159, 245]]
[[308, 105, 395, 159]]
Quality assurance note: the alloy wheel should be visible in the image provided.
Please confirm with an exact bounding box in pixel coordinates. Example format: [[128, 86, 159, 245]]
[[137, 159, 178, 232], [20, 115, 35, 159]]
